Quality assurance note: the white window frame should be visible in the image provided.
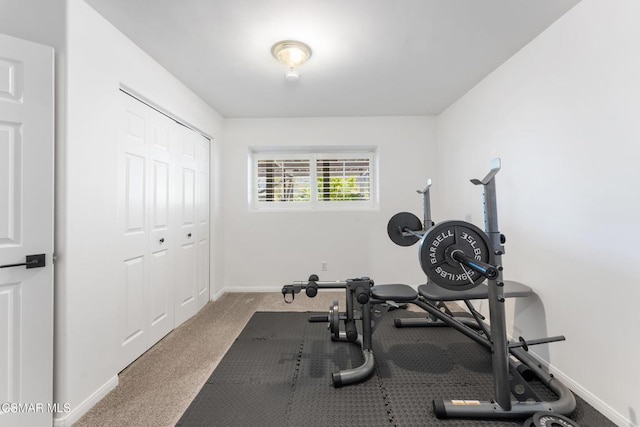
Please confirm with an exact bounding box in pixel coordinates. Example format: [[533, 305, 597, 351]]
[[250, 148, 378, 211]]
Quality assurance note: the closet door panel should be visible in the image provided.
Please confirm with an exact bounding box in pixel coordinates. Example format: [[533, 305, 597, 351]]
[[173, 128, 198, 327], [146, 113, 175, 344], [149, 248, 170, 328], [196, 136, 210, 309], [122, 256, 145, 346], [118, 97, 150, 369]]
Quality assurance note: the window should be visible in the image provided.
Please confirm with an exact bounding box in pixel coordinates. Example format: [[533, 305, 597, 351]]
[[256, 157, 311, 204], [251, 149, 376, 210]]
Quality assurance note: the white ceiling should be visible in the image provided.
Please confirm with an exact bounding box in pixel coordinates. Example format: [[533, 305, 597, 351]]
[[85, 0, 580, 118]]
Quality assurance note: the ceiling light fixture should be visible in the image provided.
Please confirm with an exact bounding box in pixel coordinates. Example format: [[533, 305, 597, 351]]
[[271, 40, 312, 81]]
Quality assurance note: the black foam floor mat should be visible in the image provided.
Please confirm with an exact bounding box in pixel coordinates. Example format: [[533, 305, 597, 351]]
[[177, 311, 614, 426]]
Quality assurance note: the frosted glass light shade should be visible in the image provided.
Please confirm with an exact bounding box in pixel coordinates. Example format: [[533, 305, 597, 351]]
[[271, 40, 312, 70]]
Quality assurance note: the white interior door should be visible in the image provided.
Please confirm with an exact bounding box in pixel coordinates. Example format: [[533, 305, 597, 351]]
[[173, 126, 198, 327], [146, 109, 175, 345], [117, 93, 175, 369], [0, 34, 54, 427], [118, 94, 149, 368]]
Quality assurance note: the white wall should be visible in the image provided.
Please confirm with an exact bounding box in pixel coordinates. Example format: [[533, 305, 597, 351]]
[[220, 117, 437, 295], [436, 0, 640, 425], [0, 0, 65, 48], [54, 0, 224, 424]]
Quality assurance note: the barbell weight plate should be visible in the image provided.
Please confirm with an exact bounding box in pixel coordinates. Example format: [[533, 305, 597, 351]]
[[419, 220, 494, 291], [522, 417, 535, 427], [387, 212, 423, 247], [329, 300, 340, 340], [532, 412, 580, 427]]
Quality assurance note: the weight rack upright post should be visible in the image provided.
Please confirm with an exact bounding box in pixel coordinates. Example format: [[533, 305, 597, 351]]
[[417, 179, 433, 232], [471, 158, 510, 411]]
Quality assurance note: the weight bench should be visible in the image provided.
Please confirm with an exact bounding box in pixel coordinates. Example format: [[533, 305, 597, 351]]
[[298, 280, 538, 388], [393, 280, 532, 329], [284, 274, 574, 420]]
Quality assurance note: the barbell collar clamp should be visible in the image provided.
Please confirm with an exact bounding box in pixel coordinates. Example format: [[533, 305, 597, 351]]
[[450, 250, 499, 280]]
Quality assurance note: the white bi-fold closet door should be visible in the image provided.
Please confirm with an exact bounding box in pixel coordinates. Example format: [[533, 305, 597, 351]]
[[117, 91, 210, 370]]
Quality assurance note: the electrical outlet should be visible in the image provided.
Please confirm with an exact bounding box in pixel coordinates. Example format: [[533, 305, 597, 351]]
[[321, 262, 328, 271]]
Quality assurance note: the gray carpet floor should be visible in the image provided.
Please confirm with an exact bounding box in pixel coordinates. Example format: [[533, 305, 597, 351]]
[[74, 292, 346, 426]]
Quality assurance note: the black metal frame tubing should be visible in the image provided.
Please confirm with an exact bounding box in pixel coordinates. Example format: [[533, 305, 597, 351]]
[[400, 296, 576, 419]]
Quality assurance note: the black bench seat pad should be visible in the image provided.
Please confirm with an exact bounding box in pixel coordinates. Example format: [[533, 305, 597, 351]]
[[370, 284, 417, 302]]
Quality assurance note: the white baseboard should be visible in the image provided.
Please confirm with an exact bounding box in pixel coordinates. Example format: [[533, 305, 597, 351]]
[[216, 286, 350, 295], [212, 286, 346, 302], [213, 286, 283, 298], [53, 375, 118, 427], [523, 349, 633, 426], [210, 287, 226, 301]]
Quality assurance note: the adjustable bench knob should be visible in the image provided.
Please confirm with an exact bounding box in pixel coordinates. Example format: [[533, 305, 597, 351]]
[[355, 286, 370, 304]]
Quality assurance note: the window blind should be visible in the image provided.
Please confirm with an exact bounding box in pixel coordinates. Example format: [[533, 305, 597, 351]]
[[252, 150, 375, 210], [316, 158, 370, 202]]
